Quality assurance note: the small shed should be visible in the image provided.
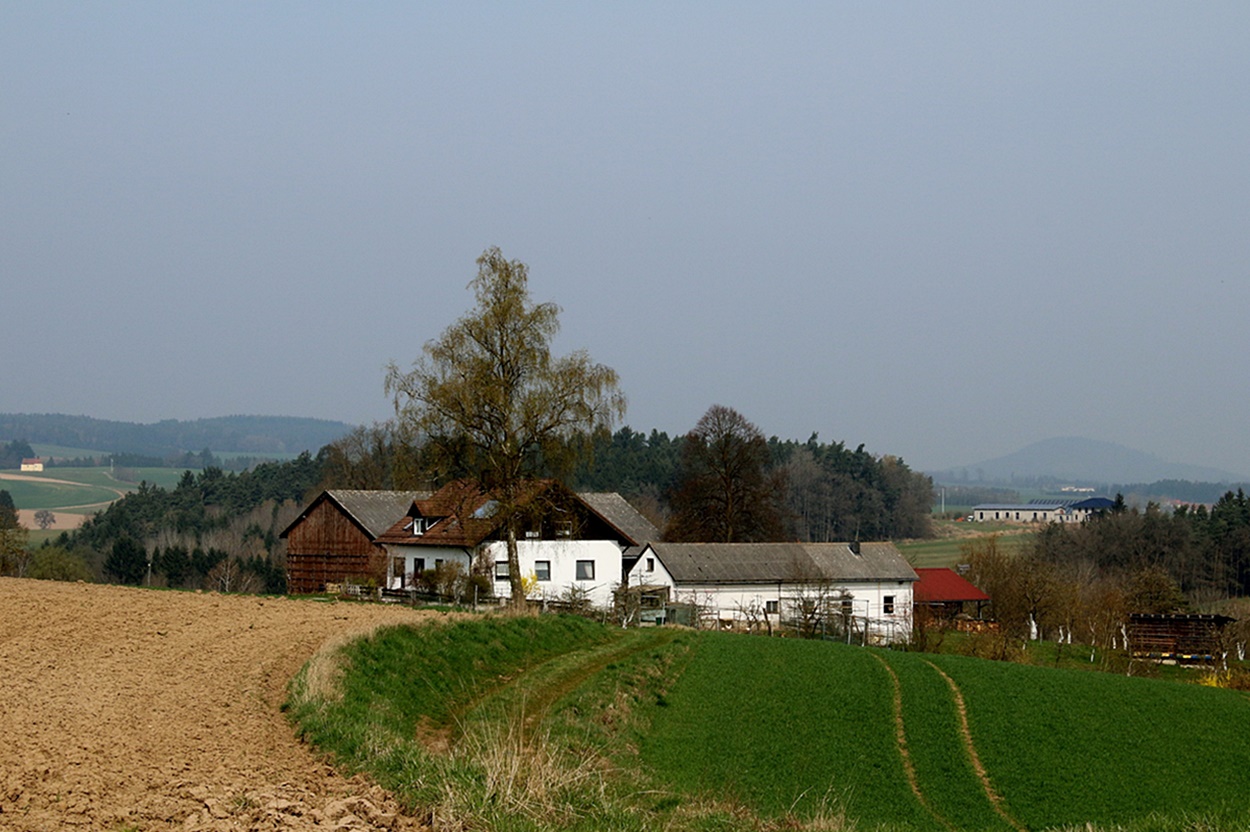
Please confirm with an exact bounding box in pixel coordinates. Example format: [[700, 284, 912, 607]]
[[913, 567, 990, 624], [1127, 613, 1236, 664]]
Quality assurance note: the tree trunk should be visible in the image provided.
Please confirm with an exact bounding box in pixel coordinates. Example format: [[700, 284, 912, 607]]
[[506, 518, 526, 609]]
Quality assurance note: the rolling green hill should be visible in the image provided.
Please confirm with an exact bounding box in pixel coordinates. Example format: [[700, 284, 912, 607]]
[[286, 617, 1250, 831]]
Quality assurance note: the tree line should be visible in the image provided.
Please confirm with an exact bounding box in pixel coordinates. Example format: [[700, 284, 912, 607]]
[[962, 492, 1250, 661]]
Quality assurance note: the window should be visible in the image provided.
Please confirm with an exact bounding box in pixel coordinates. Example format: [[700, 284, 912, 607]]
[[645, 557, 655, 572], [495, 561, 509, 580], [534, 560, 551, 581], [392, 557, 406, 588], [414, 558, 425, 574], [765, 600, 779, 614], [575, 560, 595, 580], [411, 517, 426, 536], [556, 520, 573, 538], [883, 595, 895, 615]]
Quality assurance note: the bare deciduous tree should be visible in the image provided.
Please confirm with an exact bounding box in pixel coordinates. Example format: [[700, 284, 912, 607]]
[[664, 405, 787, 543]]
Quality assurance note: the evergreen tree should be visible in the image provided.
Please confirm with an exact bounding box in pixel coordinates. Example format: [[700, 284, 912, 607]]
[[104, 536, 147, 585]]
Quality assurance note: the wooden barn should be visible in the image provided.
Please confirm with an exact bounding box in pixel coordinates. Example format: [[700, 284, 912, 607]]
[[1127, 613, 1236, 664], [281, 490, 427, 593]]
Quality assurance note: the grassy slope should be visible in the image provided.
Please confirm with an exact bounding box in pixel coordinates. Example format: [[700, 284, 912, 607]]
[[288, 617, 1250, 831], [640, 633, 941, 829], [0, 466, 191, 512], [897, 527, 1031, 568], [928, 653, 1250, 829]]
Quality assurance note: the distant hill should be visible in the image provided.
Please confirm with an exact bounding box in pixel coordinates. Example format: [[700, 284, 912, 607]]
[[932, 436, 1249, 486], [0, 413, 355, 458]]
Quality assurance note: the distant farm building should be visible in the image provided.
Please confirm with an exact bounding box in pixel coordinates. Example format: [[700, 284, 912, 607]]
[[971, 497, 1114, 524], [20, 458, 43, 472]]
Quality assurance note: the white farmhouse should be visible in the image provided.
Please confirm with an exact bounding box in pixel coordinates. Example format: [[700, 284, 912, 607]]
[[374, 480, 657, 608], [626, 541, 917, 644]]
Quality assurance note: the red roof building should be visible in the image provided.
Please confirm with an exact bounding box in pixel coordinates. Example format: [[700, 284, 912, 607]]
[[913, 567, 990, 622]]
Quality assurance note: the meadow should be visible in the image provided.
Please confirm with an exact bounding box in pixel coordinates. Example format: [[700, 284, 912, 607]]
[[287, 616, 1250, 831], [897, 523, 1031, 568], [1, 465, 192, 509]]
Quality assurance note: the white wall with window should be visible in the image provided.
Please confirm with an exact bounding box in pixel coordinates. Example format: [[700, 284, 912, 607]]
[[484, 539, 621, 608], [624, 554, 913, 644], [382, 545, 472, 590]]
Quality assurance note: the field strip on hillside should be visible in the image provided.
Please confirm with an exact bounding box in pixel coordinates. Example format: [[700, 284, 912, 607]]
[[446, 628, 678, 749], [869, 653, 959, 832], [411, 626, 675, 755], [514, 628, 678, 746], [922, 659, 1026, 832]]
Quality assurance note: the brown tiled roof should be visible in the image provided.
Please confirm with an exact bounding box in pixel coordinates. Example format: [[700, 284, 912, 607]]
[[375, 479, 556, 547]]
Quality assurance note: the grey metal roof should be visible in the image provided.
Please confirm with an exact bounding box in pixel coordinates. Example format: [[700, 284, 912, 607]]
[[646, 542, 917, 585], [974, 503, 1065, 511], [326, 490, 429, 539], [577, 492, 660, 546]]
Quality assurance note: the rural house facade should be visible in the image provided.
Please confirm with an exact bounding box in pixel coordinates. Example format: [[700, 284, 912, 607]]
[[626, 541, 918, 643], [373, 480, 658, 609]]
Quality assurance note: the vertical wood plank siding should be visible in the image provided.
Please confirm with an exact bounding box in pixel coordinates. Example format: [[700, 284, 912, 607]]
[[285, 500, 386, 593]]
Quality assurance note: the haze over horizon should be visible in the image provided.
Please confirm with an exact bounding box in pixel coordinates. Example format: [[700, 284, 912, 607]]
[[6, 5, 1249, 476]]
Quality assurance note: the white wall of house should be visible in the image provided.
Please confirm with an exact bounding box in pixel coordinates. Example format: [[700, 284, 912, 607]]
[[625, 558, 913, 643], [972, 506, 1093, 523], [383, 545, 472, 590], [484, 539, 622, 609]]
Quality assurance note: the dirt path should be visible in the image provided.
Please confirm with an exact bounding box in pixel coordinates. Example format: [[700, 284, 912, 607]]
[[0, 578, 443, 831], [922, 660, 1026, 832], [869, 653, 958, 832]]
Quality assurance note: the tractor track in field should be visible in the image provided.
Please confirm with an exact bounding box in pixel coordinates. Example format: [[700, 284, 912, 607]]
[[515, 628, 678, 747], [873, 653, 1027, 832], [415, 627, 678, 756], [922, 659, 1027, 832], [870, 653, 960, 832]]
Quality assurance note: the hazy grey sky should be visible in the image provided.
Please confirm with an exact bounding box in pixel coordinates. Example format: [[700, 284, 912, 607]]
[[5, 3, 1250, 476]]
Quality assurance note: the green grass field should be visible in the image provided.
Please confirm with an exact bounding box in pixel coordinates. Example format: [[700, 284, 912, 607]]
[[897, 528, 1031, 568], [286, 618, 1250, 831], [0, 466, 193, 514]]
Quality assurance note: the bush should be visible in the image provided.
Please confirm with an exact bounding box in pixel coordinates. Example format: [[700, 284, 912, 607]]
[[27, 546, 93, 582]]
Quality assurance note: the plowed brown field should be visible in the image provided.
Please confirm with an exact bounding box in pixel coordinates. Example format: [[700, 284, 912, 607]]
[[0, 578, 439, 831]]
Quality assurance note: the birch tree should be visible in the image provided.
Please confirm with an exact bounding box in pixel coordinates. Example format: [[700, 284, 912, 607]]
[[385, 247, 626, 607]]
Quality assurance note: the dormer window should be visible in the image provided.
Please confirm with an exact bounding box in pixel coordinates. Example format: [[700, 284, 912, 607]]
[[411, 517, 428, 536]]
